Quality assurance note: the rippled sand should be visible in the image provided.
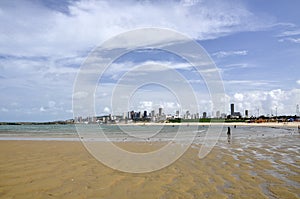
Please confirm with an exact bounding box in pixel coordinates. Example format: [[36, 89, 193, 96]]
[[0, 138, 299, 199]]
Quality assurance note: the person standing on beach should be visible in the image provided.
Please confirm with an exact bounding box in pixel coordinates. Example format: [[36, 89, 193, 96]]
[[298, 125, 300, 134], [227, 127, 231, 143]]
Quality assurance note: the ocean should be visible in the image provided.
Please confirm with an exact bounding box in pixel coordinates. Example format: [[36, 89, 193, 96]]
[[0, 124, 297, 143]]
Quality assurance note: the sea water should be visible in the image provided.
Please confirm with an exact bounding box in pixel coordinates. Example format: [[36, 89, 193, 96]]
[[0, 124, 297, 143]]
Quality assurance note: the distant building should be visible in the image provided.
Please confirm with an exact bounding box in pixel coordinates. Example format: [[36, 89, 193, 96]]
[[231, 104, 234, 116], [216, 111, 220, 118], [151, 110, 155, 117], [221, 113, 227, 118], [151, 110, 155, 122], [74, 116, 83, 123], [230, 103, 241, 118], [245, 110, 249, 118], [202, 112, 207, 119], [232, 112, 242, 118], [185, 110, 190, 119], [130, 111, 134, 120], [159, 108, 163, 116]]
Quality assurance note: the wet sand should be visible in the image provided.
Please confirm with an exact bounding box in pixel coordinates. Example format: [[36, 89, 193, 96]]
[[119, 122, 300, 128], [0, 140, 299, 199]]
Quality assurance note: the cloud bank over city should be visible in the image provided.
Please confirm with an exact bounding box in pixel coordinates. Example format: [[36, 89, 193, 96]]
[[0, 0, 300, 121]]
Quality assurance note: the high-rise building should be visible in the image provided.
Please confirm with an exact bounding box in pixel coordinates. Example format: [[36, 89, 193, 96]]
[[159, 108, 163, 116], [143, 110, 147, 118], [245, 110, 249, 118], [202, 112, 207, 118], [185, 110, 190, 119], [151, 110, 155, 122], [216, 111, 220, 118], [130, 111, 134, 120], [231, 104, 234, 116], [151, 110, 155, 117]]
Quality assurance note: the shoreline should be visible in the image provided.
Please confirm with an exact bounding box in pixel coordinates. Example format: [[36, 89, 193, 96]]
[[1, 121, 299, 128], [115, 122, 300, 128], [0, 122, 299, 142]]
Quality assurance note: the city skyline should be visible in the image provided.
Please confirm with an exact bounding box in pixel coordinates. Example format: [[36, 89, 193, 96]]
[[74, 102, 300, 124], [0, 0, 300, 122]]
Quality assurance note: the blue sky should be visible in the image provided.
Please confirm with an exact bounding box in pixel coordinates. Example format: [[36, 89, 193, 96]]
[[0, 0, 300, 121]]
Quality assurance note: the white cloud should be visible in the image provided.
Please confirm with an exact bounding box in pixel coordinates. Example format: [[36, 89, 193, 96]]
[[278, 37, 300, 44], [277, 27, 300, 44], [0, 0, 271, 57], [0, 0, 288, 121], [297, 80, 300, 85], [224, 80, 279, 87], [218, 63, 252, 74], [138, 101, 153, 110], [73, 91, 89, 100], [212, 50, 248, 58], [40, 107, 46, 112], [234, 93, 244, 101], [73, 78, 300, 117], [106, 61, 195, 78], [230, 89, 300, 116], [103, 107, 110, 113], [1, 107, 8, 112], [277, 29, 300, 37]]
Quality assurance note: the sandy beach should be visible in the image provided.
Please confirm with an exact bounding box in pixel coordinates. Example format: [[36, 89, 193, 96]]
[[0, 138, 299, 199]]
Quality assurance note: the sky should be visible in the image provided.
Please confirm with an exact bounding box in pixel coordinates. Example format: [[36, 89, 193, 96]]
[[0, 0, 300, 122]]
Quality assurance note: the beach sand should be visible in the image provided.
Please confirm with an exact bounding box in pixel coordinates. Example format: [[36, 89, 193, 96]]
[[119, 122, 300, 128], [0, 140, 299, 199]]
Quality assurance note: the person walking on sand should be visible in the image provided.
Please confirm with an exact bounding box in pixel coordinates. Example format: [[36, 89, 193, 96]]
[[227, 127, 231, 143]]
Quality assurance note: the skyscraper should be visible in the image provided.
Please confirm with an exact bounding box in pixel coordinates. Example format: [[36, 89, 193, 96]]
[[216, 111, 220, 118], [159, 108, 163, 116], [231, 104, 234, 116], [151, 110, 155, 117], [245, 110, 249, 118]]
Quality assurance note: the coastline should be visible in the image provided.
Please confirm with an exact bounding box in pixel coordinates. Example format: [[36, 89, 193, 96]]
[[116, 122, 300, 128], [0, 122, 299, 142], [1, 121, 299, 128]]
